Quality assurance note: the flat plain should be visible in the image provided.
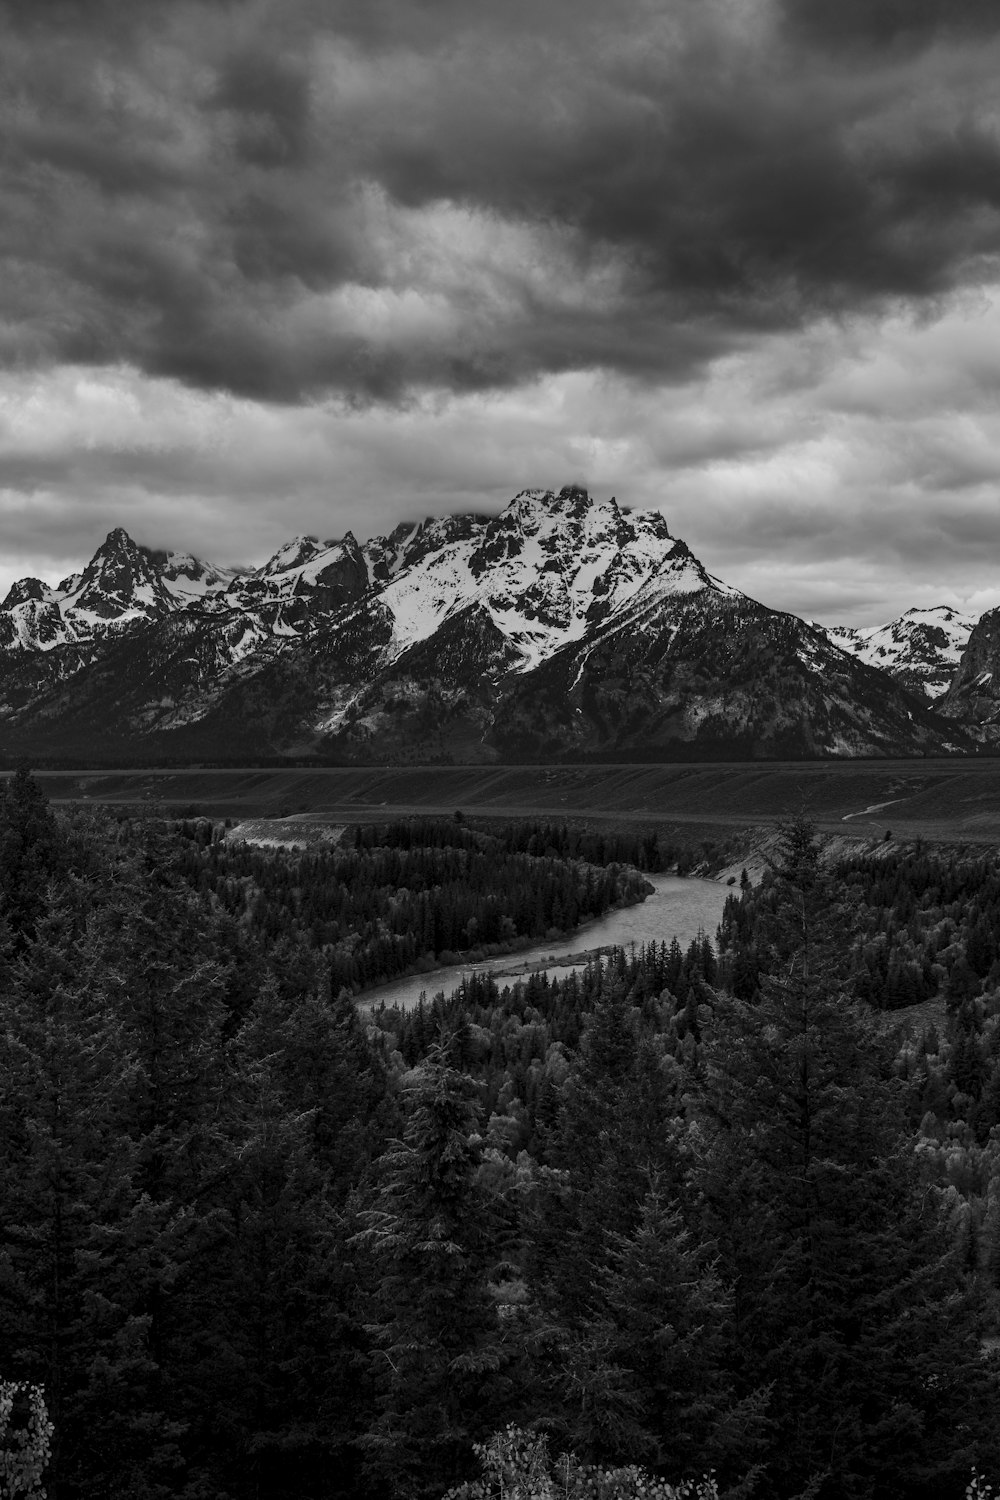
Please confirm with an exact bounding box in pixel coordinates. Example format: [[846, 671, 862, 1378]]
[[13, 759, 1000, 845]]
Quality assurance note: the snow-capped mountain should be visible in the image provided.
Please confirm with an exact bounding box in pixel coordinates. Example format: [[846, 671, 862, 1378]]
[[0, 487, 978, 762], [350, 490, 724, 672], [0, 529, 239, 653], [156, 550, 241, 605], [820, 607, 974, 699]]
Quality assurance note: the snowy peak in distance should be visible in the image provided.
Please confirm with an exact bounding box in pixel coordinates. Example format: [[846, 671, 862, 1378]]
[[0, 529, 238, 651], [371, 486, 725, 670], [229, 532, 370, 621], [71, 528, 237, 619], [0, 486, 983, 762], [0, 487, 981, 765], [0, 487, 738, 676], [259, 535, 334, 577], [67, 527, 162, 620], [152, 550, 240, 603], [822, 606, 974, 698], [1, 576, 57, 610]]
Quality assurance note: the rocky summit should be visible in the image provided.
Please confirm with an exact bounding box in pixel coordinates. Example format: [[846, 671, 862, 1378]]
[[0, 487, 984, 762], [820, 607, 975, 701]]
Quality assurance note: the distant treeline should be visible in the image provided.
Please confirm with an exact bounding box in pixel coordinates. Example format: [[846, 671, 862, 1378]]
[[470, 817, 729, 873], [169, 816, 730, 995], [719, 840, 1000, 1144], [171, 816, 650, 993], [0, 756, 357, 769], [369, 932, 718, 1139], [723, 840, 1000, 1014]]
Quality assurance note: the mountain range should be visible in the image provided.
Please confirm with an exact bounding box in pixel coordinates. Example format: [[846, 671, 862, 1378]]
[[0, 486, 994, 763]]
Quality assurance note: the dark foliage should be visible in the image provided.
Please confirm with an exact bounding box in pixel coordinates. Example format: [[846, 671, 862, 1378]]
[[168, 816, 656, 997], [0, 779, 997, 1499]]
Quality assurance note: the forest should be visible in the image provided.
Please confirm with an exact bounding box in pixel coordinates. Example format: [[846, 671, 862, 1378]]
[[169, 814, 667, 994], [0, 767, 998, 1499]]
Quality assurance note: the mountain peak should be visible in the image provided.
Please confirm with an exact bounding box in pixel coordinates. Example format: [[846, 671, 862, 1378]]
[[0, 490, 981, 761], [2, 577, 56, 610], [497, 488, 674, 552], [260, 536, 326, 577], [501, 486, 600, 527], [821, 605, 974, 699], [60, 525, 166, 621], [76, 526, 149, 584], [97, 526, 142, 556]]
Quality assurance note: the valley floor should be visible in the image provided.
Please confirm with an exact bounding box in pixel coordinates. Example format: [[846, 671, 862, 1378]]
[[14, 757, 1000, 844]]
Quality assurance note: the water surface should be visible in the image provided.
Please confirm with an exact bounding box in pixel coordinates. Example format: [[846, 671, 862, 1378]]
[[358, 872, 733, 1014]]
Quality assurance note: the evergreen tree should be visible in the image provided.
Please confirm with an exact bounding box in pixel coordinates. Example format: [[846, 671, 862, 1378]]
[[200, 975, 392, 1497], [80, 846, 241, 1495], [528, 985, 682, 1323], [0, 767, 66, 949], [0, 885, 181, 1498], [693, 820, 997, 1498], [557, 1182, 765, 1485], [200, 995, 350, 1500], [355, 1035, 512, 1499]]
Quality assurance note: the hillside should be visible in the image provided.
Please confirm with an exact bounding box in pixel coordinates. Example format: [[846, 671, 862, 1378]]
[[0, 487, 980, 762]]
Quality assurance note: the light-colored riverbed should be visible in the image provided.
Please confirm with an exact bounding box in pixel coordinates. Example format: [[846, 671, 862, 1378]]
[[357, 872, 733, 1014]]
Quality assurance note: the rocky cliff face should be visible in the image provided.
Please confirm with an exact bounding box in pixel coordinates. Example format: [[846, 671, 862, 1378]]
[[937, 608, 1000, 740], [0, 487, 979, 762]]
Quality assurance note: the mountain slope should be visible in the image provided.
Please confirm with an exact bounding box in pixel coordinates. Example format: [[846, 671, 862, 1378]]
[[490, 590, 966, 761], [938, 608, 1000, 741], [0, 530, 239, 653], [0, 488, 979, 762], [822, 607, 973, 699]]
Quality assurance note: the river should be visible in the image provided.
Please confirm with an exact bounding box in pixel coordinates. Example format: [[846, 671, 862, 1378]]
[[357, 872, 734, 1014]]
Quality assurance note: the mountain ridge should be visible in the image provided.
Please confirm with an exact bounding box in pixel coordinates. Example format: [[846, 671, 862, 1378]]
[[0, 487, 984, 763], [821, 607, 974, 700]]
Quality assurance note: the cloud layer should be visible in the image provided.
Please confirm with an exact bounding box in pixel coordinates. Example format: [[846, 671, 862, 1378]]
[[2, 0, 1000, 627], [4, 289, 1000, 626], [5, 0, 1000, 401]]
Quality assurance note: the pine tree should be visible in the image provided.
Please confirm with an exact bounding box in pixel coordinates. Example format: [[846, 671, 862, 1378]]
[[195, 974, 394, 1498], [355, 1034, 512, 1499], [557, 1182, 765, 1485], [0, 884, 181, 1498], [75, 846, 242, 1494], [201, 991, 351, 1500], [693, 819, 998, 1498], [528, 985, 681, 1324], [0, 767, 66, 949]]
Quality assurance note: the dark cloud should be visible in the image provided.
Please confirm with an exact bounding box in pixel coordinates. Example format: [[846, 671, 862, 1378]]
[[783, 0, 1000, 52], [891, 123, 1000, 215], [358, 23, 1000, 316], [210, 50, 313, 168], [0, 0, 998, 401], [224, 190, 358, 286]]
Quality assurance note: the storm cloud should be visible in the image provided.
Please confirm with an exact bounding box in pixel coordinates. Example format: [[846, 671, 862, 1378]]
[[2, 0, 1000, 627], [3, 0, 1000, 402]]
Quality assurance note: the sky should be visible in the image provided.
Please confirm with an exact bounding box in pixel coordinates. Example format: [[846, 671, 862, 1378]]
[[2, 0, 1000, 625]]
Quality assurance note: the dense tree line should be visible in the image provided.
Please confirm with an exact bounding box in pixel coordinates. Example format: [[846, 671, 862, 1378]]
[[0, 773, 997, 1498], [719, 841, 1000, 1013], [716, 841, 1000, 1135], [169, 816, 656, 994], [358, 821, 1000, 1498], [474, 818, 733, 876], [716, 836, 1000, 1298]]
